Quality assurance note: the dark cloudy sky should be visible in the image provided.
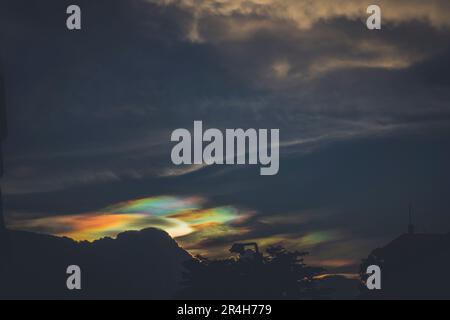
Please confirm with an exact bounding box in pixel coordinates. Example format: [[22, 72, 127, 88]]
[[1, 0, 450, 273]]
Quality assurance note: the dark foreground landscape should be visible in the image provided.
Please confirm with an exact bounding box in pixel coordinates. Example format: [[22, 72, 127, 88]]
[[1, 228, 450, 300]]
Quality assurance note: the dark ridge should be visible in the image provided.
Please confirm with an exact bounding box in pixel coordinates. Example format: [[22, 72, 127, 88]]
[[0, 228, 191, 299]]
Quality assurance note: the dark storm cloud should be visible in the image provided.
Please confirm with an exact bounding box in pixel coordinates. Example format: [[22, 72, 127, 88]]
[[2, 0, 450, 271], [1, 0, 255, 193]]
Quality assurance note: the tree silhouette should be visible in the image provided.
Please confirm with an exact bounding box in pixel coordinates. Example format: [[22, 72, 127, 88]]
[[177, 245, 326, 299], [359, 253, 382, 298]]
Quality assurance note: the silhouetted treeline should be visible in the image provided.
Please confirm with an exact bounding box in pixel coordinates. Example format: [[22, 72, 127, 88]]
[[177, 245, 326, 300]]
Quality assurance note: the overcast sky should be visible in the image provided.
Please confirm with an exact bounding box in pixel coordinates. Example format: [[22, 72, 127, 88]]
[[1, 0, 450, 272]]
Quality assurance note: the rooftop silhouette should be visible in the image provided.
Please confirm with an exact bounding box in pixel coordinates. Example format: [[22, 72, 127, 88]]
[[361, 232, 450, 299]]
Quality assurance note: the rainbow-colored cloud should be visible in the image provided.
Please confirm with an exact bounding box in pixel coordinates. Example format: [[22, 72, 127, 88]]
[[9, 196, 351, 270], [9, 196, 253, 243]]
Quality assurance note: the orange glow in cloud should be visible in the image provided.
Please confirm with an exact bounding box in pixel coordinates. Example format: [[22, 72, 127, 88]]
[[9, 196, 252, 242], [9, 196, 347, 270]]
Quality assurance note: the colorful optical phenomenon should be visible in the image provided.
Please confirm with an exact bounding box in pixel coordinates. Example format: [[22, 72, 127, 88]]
[[9, 196, 252, 242], [9, 196, 348, 269]]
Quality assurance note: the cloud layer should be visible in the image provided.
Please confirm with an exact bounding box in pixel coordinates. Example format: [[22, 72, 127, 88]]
[[2, 0, 450, 272], [151, 0, 450, 31]]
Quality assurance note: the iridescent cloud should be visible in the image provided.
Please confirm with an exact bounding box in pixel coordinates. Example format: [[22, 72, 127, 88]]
[[9, 196, 350, 270], [9, 196, 253, 243]]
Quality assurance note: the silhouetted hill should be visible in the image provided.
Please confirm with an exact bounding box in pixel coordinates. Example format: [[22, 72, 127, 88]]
[[0, 228, 191, 299], [361, 233, 450, 299]]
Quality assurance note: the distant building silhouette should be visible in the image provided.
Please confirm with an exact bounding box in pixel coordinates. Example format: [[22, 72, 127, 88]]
[[230, 242, 262, 261], [360, 232, 450, 299]]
